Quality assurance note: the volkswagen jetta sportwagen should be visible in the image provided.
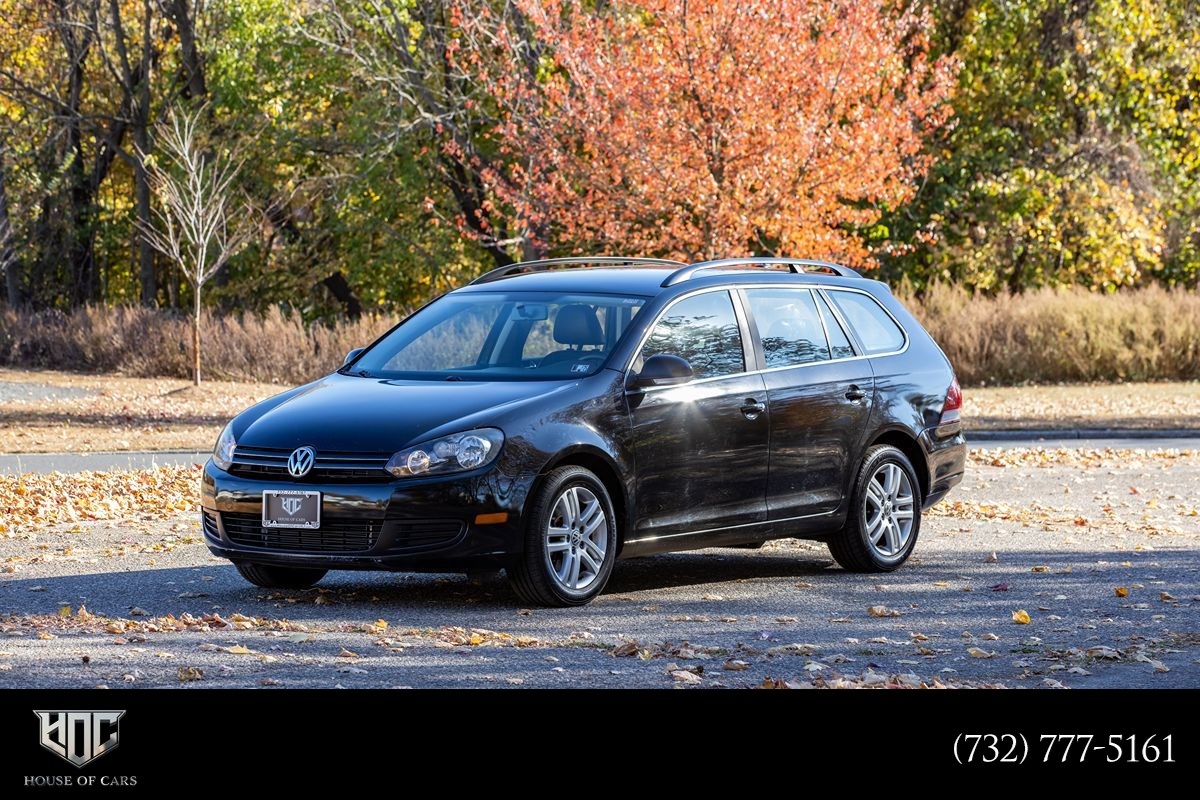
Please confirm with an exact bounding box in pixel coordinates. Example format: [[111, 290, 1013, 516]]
[[202, 257, 965, 606]]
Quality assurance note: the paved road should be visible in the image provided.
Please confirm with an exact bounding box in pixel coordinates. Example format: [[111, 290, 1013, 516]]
[[1, 451, 1196, 688], [0, 451, 209, 475], [3, 434, 1198, 475]]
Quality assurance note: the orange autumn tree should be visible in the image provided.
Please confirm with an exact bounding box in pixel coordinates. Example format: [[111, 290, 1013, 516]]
[[467, 0, 957, 265]]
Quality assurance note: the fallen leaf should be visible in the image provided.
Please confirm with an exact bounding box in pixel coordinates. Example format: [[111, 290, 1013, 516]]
[[337, 648, 359, 659], [1031, 566, 1050, 573], [984, 552, 999, 563], [671, 670, 701, 684], [990, 583, 1010, 592], [222, 645, 252, 655], [1159, 592, 1175, 602], [1135, 654, 1169, 673], [967, 647, 995, 659], [1012, 609, 1031, 625], [867, 605, 900, 618], [611, 642, 639, 658], [723, 659, 750, 671], [177, 666, 204, 682], [1115, 587, 1129, 598]]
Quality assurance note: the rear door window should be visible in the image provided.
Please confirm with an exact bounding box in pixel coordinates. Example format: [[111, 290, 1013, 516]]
[[743, 288, 831, 368], [815, 291, 856, 359], [827, 290, 906, 355]]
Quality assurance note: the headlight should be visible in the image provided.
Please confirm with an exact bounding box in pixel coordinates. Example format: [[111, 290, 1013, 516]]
[[212, 424, 237, 471], [386, 428, 504, 478]]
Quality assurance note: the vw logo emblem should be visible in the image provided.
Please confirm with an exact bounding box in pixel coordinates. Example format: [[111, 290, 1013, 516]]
[[287, 446, 316, 478]]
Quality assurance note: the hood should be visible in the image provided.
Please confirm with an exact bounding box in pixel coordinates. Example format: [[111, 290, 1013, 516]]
[[236, 373, 576, 452]]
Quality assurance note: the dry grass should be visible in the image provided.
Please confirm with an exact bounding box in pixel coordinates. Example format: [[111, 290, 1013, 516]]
[[0, 305, 398, 385], [2, 286, 1198, 386], [0, 368, 288, 453], [902, 283, 1200, 385]]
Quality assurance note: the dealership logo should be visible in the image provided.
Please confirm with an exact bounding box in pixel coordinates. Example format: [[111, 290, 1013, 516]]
[[287, 446, 316, 478], [34, 711, 124, 768], [281, 497, 303, 515]]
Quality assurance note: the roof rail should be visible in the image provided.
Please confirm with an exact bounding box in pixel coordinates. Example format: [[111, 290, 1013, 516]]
[[662, 257, 861, 287], [470, 256, 687, 285]]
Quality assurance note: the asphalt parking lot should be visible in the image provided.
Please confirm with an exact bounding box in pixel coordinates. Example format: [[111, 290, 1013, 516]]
[[1, 448, 1197, 688]]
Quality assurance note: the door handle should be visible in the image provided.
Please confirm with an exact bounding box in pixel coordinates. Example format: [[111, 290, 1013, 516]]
[[845, 385, 866, 401], [739, 399, 766, 419]]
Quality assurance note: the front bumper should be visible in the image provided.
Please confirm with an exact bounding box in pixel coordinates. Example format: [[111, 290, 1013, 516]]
[[200, 460, 537, 571]]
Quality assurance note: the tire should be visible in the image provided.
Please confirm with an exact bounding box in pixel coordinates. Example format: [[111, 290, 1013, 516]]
[[507, 466, 619, 607], [235, 562, 327, 589], [828, 444, 922, 572]]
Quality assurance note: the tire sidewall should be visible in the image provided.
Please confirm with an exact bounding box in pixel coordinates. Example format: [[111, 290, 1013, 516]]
[[855, 447, 921, 569], [530, 468, 618, 604]]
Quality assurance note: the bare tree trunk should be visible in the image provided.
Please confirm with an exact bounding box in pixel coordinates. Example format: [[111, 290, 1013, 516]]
[[0, 146, 20, 305], [192, 288, 201, 386], [167, 0, 207, 102], [135, 0, 156, 304], [110, 0, 157, 304]]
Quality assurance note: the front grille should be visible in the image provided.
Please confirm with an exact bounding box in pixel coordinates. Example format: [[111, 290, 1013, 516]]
[[228, 446, 392, 482], [201, 510, 219, 538], [385, 517, 466, 553], [220, 511, 379, 553]]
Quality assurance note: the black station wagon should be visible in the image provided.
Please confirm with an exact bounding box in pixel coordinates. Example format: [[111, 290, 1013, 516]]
[[201, 257, 966, 606]]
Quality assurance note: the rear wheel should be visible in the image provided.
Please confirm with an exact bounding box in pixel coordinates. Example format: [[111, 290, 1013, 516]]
[[828, 444, 921, 572], [235, 562, 327, 589], [508, 466, 618, 607]]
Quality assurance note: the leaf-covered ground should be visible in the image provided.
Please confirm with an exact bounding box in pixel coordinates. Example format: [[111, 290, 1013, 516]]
[[1, 448, 1197, 688], [1, 371, 1198, 458], [966, 381, 1200, 431], [0, 369, 287, 453]]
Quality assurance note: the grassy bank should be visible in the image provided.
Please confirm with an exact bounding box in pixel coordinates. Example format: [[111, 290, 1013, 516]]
[[1, 284, 1198, 386]]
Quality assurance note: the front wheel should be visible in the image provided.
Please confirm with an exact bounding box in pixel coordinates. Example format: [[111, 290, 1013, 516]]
[[235, 562, 327, 589], [828, 444, 921, 572], [507, 466, 618, 607]]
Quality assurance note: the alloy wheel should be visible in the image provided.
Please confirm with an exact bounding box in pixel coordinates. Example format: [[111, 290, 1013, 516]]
[[864, 462, 915, 559], [544, 485, 609, 592]]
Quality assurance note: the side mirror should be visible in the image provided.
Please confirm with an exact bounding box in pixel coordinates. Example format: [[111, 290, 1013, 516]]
[[343, 347, 365, 366], [632, 354, 694, 388]]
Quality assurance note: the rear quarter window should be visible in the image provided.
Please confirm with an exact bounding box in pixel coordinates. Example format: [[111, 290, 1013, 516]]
[[827, 290, 906, 355]]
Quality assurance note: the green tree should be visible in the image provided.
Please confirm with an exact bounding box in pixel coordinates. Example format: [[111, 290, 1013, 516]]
[[882, 0, 1200, 291]]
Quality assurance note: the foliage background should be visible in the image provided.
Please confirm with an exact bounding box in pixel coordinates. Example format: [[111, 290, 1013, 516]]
[[1, 0, 1197, 325]]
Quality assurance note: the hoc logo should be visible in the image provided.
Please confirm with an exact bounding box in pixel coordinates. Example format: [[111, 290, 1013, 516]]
[[34, 711, 125, 768], [281, 497, 303, 515]]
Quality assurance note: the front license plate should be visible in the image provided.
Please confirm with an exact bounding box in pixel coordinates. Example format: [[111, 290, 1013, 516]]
[[262, 490, 321, 529]]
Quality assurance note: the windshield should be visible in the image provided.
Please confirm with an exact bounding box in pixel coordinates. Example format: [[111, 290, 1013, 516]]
[[349, 291, 648, 381]]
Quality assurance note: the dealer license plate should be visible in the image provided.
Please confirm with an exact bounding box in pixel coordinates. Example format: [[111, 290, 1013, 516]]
[[262, 490, 321, 529]]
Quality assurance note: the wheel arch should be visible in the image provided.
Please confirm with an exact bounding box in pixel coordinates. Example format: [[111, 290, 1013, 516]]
[[867, 428, 929, 501]]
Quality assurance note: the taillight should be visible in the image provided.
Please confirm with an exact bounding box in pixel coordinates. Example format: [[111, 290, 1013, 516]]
[[940, 376, 962, 425]]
